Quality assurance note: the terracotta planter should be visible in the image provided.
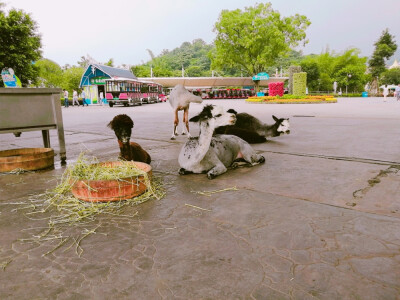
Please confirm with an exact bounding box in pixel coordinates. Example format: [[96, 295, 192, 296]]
[[70, 161, 152, 202], [0, 148, 54, 172]]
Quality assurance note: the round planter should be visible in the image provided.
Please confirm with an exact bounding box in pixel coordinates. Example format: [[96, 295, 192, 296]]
[[0, 148, 54, 172], [71, 161, 152, 202]]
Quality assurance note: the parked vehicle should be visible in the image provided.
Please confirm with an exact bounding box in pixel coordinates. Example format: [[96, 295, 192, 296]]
[[105, 79, 163, 107]]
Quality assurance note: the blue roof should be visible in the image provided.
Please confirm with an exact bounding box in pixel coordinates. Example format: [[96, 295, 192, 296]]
[[92, 64, 137, 80], [80, 64, 137, 87]]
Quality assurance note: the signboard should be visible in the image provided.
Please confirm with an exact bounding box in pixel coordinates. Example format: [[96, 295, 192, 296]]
[[90, 76, 108, 85], [252, 72, 269, 81], [1, 68, 22, 87]]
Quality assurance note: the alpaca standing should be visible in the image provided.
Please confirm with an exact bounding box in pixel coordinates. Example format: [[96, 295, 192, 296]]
[[168, 84, 203, 140], [178, 105, 265, 179], [108, 114, 151, 164], [215, 110, 290, 143]]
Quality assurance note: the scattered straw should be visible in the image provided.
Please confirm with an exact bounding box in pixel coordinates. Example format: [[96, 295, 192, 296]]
[[191, 186, 238, 197], [0, 168, 33, 175], [0, 259, 12, 271], [184, 204, 212, 211]]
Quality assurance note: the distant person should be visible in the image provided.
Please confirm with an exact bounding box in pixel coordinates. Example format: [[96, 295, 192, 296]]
[[63, 89, 69, 108], [81, 90, 88, 106], [72, 89, 79, 106], [395, 84, 400, 101], [99, 91, 104, 105], [383, 85, 389, 102]]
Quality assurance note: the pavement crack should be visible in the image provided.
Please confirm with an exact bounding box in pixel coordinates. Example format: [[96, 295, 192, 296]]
[[352, 165, 400, 203], [260, 151, 400, 166]]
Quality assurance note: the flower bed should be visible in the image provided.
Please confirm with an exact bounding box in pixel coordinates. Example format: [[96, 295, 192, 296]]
[[246, 95, 337, 104]]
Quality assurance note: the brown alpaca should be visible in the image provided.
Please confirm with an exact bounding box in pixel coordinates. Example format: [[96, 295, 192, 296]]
[[107, 114, 151, 164]]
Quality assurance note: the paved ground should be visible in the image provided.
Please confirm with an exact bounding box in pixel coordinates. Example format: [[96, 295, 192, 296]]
[[0, 97, 400, 299]]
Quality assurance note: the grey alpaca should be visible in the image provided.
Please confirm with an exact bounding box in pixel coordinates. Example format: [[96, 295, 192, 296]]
[[168, 84, 203, 140], [178, 105, 265, 179], [214, 110, 290, 143]]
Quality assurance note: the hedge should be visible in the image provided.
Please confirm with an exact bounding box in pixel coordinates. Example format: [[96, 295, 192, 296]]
[[293, 72, 307, 96]]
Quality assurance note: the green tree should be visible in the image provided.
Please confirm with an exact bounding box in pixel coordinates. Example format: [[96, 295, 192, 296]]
[[381, 68, 400, 85], [62, 66, 84, 92], [104, 58, 114, 67], [300, 60, 320, 90], [369, 29, 397, 78], [211, 2, 310, 91], [35, 58, 63, 87], [298, 48, 368, 92], [0, 2, 42, 86]]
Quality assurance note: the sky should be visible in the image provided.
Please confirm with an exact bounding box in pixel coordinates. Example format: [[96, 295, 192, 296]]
[[3, 0, 400, 67]]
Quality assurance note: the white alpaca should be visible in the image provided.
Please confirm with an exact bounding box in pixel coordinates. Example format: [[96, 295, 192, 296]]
[[168, 84, 203, 140], [178, 105, 265, 179]]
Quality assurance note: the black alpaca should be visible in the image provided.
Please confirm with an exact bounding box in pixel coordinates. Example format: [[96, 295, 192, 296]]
[[214, 109, 290, 144], [108, 114, 151, 164]]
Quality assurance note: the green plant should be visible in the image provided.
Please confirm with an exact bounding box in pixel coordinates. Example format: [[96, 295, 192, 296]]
[[293, 72, 307, 96]]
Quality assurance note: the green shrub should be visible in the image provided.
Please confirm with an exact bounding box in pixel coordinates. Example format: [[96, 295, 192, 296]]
[[288, 66, 302, 94], [293, 72, 307, 96]]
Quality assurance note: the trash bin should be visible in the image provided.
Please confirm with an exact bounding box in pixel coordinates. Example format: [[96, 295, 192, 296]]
[[362, 92, 368, 97]]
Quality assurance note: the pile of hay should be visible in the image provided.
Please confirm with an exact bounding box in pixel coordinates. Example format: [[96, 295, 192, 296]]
[[19, 153, 165, 256]]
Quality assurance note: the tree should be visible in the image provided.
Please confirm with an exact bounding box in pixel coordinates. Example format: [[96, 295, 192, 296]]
[[35, 58, 63, 87], [211, 2, 310, 91], [0, 2, 42, 86], [104, 58, 114, 67], [369, 29, 397, 78], [381, 68, 400, 85], [62, 66, 84, 92], [298, 48, 368, 92], [300, 60, 320, 90]]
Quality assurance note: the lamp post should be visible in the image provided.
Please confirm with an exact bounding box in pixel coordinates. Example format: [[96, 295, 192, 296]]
[[346, 74, 352, 96]]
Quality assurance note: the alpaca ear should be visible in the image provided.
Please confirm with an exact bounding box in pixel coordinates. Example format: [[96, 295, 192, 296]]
[[227, 109, 237, 115], [272, 115, 278, 122], [189, 115, 200, 122], [107, 121, 113, 129]]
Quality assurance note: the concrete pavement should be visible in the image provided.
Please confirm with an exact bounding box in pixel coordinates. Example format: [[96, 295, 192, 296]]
[[0, 97, 400, 299]]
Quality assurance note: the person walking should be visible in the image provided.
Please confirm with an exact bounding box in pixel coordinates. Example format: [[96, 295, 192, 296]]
[[63, 89, 69, 108], [395, 84, 400, 101], [383, 85, 389, 102], [72, 90, 79, 106], [81, 90, 88, 106], [99, 91, 104, 106]]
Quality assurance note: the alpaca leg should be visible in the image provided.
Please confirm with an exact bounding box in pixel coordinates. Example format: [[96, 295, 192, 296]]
[[179, 168, 193, 175], [171, 110, 179, 140], [239, 141, 265, 165], [207, 161, 228, 179], [181, 108, 191, 137]]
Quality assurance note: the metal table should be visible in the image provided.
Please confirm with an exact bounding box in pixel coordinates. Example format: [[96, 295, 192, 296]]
[[0, 88, 67, 163]]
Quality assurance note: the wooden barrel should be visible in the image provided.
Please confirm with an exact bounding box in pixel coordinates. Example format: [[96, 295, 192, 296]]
[[70, 161, 152, 202], [0, 148, 54, 172]]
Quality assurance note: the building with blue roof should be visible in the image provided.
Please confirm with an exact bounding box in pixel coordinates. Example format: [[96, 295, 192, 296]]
[[79, 64, 137, 104]]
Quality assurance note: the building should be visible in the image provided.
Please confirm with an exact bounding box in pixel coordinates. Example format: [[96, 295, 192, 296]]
[[388, 59, 400, 69], [79, 64, 137, 104]]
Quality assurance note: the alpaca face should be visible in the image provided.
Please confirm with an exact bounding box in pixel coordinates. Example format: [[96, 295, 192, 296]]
[[272, 115, 290, 136], [190, 105, 236, 128], [108, 114, 134, 144], [277, 119, 290, 135], [114, 127, 132, 144]]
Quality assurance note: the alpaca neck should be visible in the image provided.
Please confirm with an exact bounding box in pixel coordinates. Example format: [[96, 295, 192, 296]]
[[194, 120, 215, 162], [258, 123, 274, 136], [118, 140, 133, 160]]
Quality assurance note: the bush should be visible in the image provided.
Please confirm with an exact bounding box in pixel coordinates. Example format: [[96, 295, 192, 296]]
[[293, 72, 307, 96]]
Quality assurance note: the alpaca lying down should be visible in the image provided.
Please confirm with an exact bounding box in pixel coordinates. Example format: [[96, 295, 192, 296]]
[[178, 105, 265, 179], [214, 110, 290, 143], [108, 114, 151, 164]]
